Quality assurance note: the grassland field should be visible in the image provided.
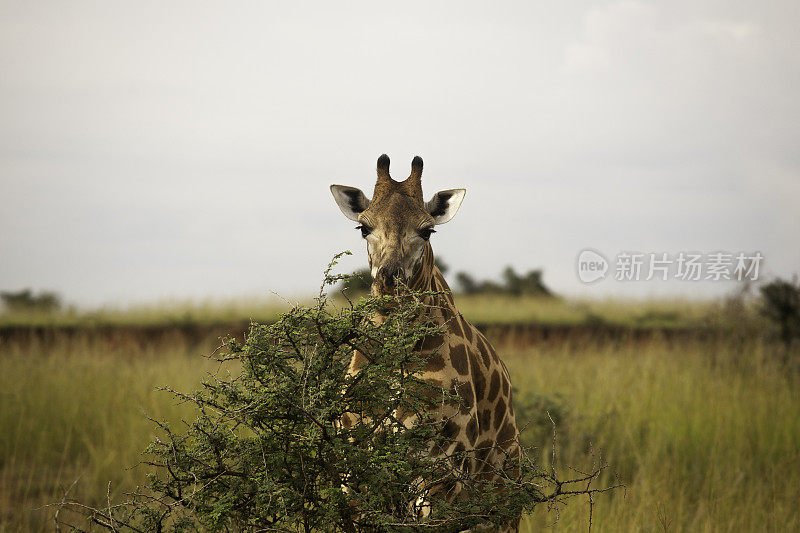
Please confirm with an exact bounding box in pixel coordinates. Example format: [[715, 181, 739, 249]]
[[0, 296, 796, 531], [0, 294, 752, 329]]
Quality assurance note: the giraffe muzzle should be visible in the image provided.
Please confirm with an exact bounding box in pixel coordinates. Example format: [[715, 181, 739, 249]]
[[375, 265, 405, 293]]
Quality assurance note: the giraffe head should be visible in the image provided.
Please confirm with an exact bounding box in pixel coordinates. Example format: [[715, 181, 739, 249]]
[[331, 155, 466, 295]]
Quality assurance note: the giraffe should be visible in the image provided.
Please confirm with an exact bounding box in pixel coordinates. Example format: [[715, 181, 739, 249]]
[[330, 154, 521, 532]]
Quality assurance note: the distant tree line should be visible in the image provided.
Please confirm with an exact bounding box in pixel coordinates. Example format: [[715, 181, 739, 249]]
[[455, 266, 554, 297], [0, 289, 61, 313], [341, 258, 555, 298]]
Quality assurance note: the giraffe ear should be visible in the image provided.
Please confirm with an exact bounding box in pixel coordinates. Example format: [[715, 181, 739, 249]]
[[426, 188, 466, 225], [330, 185, 370, 222]]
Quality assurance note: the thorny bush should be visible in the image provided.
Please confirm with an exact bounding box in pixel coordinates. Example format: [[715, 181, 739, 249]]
[[56, 253, 619, 532]]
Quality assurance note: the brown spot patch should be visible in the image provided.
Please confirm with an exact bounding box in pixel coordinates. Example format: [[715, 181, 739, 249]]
[[451, 380, 474, 413], [494, 397, 506, 430], [474, 438, 494, 470], [425, 352, 445, 372], [449, 344, 469, 375], [418, 334, 445, 353], [476, 337, 491, 368], [450, 316, 464, 337], [487, 370, 501, 402], [478, 408, 492, 430], [451, 441, 467, 470], [488, 344, 500, 364], [421, 378, 445, 404], [462, 319, 474, 343], [442, 419, 460, 441], [440, 305, 453, 321], [452, 441, 469, 471], [429, 441, 446, 457], [470, 353, 486, 400], [475, 437, 493, 450], [502, 374, 510, 397], [466, 416, 478, 445], [497, 419, 517, 447]]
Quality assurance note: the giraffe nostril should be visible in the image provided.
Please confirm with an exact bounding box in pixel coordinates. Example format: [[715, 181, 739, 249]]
[[378, 266, 403, 287]]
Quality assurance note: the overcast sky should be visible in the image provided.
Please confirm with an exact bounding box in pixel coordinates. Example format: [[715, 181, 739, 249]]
[[1, 0, 798, 306]]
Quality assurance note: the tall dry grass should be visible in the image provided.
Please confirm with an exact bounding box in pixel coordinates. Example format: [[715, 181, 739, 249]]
[[508, 336, 800, 532], [0, 336, 223, 531], [0, 330, 797, 531]]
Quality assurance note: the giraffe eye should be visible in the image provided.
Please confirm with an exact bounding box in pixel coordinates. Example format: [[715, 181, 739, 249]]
[[356, 225, 372, 238], [419, 227, 436, 241]]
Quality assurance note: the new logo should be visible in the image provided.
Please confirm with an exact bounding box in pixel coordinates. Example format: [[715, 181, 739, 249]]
[[577, 249, 609, 283]]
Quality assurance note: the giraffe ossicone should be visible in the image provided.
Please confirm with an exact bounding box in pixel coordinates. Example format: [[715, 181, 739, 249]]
[[331, 155, 521, 533]]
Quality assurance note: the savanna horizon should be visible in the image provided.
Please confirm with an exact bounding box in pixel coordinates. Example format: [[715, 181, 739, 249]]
[[0, 292, 750, 328]]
